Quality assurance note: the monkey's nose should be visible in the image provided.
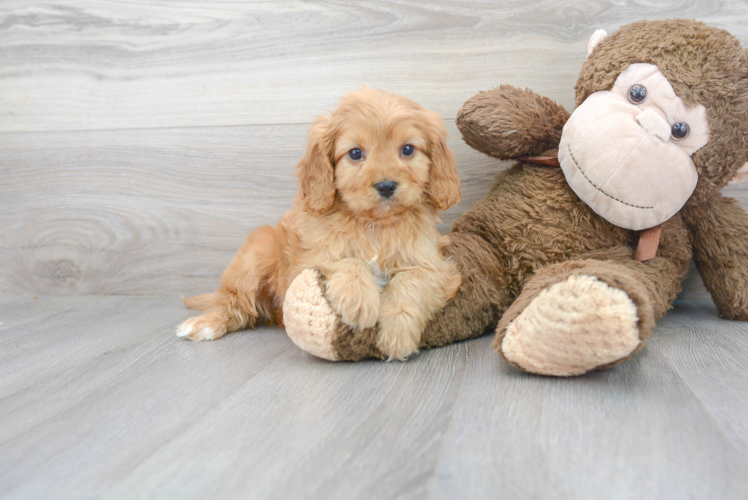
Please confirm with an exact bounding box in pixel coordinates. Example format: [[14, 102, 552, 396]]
[[374, 180, 398, 199], [636, 109, 671, 141]]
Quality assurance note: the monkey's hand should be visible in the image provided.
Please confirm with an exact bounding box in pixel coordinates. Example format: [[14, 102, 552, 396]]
[[456, 85, 569, 160], [686, 195, 748, 321]]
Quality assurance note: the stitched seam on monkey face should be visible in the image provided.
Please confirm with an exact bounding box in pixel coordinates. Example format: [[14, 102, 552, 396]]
[[567, 144, 654, 210], [599, 129, 648, 188]]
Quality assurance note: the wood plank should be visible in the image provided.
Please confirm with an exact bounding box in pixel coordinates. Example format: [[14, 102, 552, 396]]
[[0, 295, 296, 497], [2, 1, 747, 299], [0, 122, 502, 295], [0, 295, 470, 499], [425, 305, 748, 500], [1, 1, 745, 132], [651, 300, 748, 459], [104, 339, 470, 500], [1, 296, 746, 498], [0, 295, 194, 402]]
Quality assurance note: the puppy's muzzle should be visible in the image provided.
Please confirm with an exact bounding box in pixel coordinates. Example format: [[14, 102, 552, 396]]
[[374, 180, 398, 199]]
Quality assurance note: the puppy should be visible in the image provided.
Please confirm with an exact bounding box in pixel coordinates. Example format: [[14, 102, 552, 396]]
[[177, 87, 461, 360]]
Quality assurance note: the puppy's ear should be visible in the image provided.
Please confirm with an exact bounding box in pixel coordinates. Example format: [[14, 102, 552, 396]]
[[295, 116, 336, 214], [424, 111, 461, 210]]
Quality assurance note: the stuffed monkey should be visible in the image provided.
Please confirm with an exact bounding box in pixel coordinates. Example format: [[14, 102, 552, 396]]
[[282, 19, 748, 376]]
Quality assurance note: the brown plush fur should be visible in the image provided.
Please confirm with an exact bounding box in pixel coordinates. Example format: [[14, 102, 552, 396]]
[[576, 20, 748, 195], [457, 86, 570, 160], [178, 87, 461, 360], [683, 195, 748, 321], [311, 20, 748, 374]]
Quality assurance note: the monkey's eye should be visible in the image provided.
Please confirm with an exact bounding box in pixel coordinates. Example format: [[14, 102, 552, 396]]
[[401, 144, 415, 157], [628, 84, 647, 104], [671, 122, 690, 140], [348, 148, 362, 161]]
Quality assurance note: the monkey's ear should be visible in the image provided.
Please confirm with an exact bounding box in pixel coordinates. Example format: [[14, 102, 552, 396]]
[[295, 116, 336, 214], [587, 29, 608, 58], [729, 162, 748, 185]]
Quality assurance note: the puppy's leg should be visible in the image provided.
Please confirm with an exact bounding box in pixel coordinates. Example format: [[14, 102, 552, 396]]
[[323, 258, 381, 329], [378, 265, 458, 360], [177, 226, 280, 341]]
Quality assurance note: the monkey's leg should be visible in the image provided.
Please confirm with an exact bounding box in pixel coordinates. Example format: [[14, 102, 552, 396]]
[[494, 246, 690, 376], [283, 231, 512, 361], [684, 195, 748, 321]]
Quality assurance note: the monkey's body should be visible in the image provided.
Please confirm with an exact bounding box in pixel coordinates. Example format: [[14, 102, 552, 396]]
[[431, 162, 691, 340], [282, 20, 748, 375], [322, 161, 695, 371]]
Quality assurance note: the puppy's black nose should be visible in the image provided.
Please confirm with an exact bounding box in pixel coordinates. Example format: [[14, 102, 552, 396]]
[[374, 180, 398, 199]]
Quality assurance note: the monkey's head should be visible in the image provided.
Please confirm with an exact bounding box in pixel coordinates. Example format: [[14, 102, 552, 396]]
[[559, 20, 748, 231]]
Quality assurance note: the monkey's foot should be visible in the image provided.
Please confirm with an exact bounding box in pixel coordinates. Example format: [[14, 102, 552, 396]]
[[284, 269, 341, 360], [499, 274, 640, 376], [284, 269, 385, 361]]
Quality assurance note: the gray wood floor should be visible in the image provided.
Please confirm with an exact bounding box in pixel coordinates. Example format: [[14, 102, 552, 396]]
[[1, 295, 747, 499], [3, 2, 748, 499]]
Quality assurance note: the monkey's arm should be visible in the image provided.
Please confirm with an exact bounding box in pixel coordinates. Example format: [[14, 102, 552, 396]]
[[456, 85, 570, 160], [685, 195, 748, 320]]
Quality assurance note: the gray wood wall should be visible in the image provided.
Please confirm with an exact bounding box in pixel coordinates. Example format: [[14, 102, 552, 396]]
[[2, 1, 747, 296]]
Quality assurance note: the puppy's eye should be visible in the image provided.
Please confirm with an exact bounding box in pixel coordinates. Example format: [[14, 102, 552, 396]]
[[401, 144, 415, 157], [671, 122, 689, 140], [628, 84, 647, 104], [348, 148, 362, 161]]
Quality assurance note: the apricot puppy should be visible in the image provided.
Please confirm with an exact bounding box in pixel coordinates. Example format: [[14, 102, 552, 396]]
[[177, 87, 461, 360]]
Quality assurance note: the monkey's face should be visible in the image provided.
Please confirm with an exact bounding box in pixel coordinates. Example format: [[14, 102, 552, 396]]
[[559, 63, 710, 231]]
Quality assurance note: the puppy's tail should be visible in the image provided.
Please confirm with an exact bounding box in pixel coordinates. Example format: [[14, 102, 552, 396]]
[[182, 293, 217, 311]]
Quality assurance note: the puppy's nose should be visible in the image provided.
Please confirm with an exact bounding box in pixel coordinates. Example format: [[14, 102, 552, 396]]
[[374, 180, 398, 199]]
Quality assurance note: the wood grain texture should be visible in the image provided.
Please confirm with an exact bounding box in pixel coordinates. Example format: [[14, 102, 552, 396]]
[[1, 0, 747, 299], [2, 4, 747, 498], [2, 1, 745, 132], [0, 123, 501, 294], [0, 295, 746, 499], [651, 300, 748, 459]]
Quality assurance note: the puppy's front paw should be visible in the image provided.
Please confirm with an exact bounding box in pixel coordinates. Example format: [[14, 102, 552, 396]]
[[376, 313, 421, 361], [325, 272, 380, 329], [176, 314, 228, 341]]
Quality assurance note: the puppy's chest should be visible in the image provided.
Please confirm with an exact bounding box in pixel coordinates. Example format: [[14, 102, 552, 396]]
[[306, 218, 415, 281], [366, 254, 391, 289], [351, 227, 404, 284]]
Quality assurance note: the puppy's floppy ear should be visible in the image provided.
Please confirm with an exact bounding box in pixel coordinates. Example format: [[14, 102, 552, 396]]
[[424, 111, 461, 210], [295, 116, 336, 214]]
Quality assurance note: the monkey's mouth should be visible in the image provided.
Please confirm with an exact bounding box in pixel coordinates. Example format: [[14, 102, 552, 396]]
[[565, 145, 653, 210]]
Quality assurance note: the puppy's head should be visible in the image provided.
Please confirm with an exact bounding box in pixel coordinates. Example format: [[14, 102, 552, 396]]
[[295, 87, 460, 218]]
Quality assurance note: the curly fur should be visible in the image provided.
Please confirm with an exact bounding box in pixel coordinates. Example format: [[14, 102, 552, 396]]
[[178, 87, 461, 360]]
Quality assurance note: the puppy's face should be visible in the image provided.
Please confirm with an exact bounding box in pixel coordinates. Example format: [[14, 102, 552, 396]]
[[333, 111, 431, 218], [295, 88, 460, 218]]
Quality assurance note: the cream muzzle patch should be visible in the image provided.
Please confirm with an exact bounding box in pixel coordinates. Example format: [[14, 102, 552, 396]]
[[558, 63, 709, 231]]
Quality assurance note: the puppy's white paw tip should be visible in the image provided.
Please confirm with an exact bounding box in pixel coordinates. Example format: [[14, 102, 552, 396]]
[[176, 324, 192, 338], [192, 327, 216, 341], [176, 319, 218, 341]]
